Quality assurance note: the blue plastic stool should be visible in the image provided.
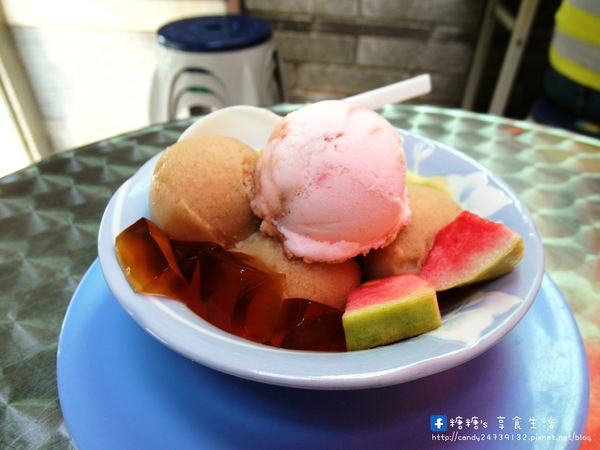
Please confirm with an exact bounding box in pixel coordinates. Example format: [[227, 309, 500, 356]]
[[149, 16, 284, 122]]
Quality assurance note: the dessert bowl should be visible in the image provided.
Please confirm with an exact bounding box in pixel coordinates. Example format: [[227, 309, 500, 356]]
[[97, 111, 544, 390]]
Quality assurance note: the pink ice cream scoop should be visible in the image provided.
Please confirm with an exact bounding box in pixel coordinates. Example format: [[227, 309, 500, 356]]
[[251, 100, 411, 263]]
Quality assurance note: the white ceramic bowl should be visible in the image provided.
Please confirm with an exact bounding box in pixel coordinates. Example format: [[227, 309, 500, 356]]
[[97, 112, 544, 390]]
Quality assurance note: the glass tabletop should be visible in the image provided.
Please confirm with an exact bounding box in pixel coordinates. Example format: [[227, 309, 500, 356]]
[[0, 104, 598, 448]]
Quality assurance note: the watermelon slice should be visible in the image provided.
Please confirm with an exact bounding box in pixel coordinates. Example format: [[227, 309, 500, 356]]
[[342, 274, 441, 351], [420, 210, 524, 291]]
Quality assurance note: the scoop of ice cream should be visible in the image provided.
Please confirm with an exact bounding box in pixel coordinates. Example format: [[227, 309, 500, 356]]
[[150, 135, 259, 247], [251, 100, 411, 263], [234, 232, 361, 311], [362, 184, 462, 279]]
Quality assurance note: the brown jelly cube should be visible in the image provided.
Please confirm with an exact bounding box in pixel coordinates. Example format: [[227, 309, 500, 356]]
[[115, 218, 193, 301], [194, 248, 285, 343], [273, 298, 346, 352]]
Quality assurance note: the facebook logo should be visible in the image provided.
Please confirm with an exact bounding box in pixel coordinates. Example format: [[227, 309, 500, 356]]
[[430, 415, 447, 431]]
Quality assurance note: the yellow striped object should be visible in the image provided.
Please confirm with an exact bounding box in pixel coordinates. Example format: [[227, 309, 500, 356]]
[[550, 0, 600, 91]]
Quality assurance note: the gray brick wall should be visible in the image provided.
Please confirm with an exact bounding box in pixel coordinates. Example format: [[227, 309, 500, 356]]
[[357, 37, 472, 74], [246, 0, 359, 16], [274, 32, 356, 64], [244, 0, 483, 107], [361, 0, 482, 24]]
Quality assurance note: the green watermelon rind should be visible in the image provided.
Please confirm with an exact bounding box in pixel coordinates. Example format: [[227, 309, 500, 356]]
[[343, 286, 441, 351]]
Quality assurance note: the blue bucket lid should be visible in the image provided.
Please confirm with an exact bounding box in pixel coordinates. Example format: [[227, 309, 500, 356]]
[[157, 16, 272, 52]]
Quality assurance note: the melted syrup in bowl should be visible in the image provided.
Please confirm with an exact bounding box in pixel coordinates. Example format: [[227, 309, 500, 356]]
[[115, 218, 346, 352]]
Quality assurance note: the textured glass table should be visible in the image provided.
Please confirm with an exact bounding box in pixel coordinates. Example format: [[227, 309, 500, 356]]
[[0, 104, 598, 448]]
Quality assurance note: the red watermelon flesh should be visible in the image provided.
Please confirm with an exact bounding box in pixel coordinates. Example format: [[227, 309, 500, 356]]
[[419, 211, 524, 291], [345, 274, 431, 313]]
